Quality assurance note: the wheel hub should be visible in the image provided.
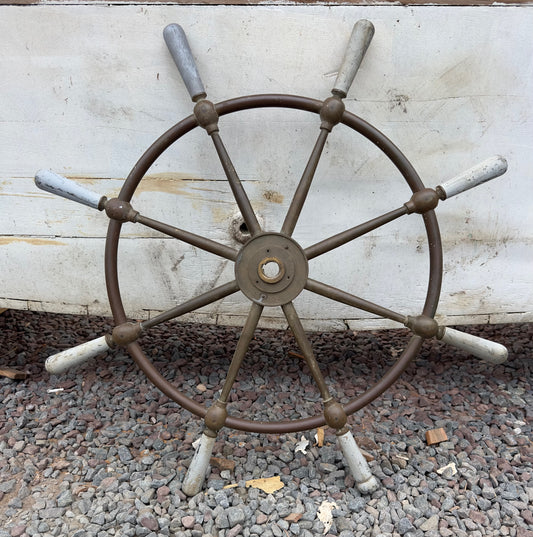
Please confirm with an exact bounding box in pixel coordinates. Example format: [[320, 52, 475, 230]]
[[235, 232, 308, 306]]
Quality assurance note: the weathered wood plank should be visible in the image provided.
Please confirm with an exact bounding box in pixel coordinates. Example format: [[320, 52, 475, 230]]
[[1, 4, 532, 327], [2, 234, 531, 328], [4, 1, 532, 6]]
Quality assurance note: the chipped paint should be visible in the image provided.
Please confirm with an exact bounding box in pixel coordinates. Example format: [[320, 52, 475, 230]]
[[0, 237, 66, 246], [58, 173, 207, 196]]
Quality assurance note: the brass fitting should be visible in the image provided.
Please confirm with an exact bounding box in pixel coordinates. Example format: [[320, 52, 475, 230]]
[[320, 96, 345, 132], [105, 199, 139, 223], [404, 188, 440, 215], [405, 315, 439, 339], [194, 99, 219, 135], [204, 400, 227, 433], [112, 322, 142, 346], [324, 399, 347, 430]]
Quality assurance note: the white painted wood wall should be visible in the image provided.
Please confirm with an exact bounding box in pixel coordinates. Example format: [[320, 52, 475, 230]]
[[1, 4, 532, 330]]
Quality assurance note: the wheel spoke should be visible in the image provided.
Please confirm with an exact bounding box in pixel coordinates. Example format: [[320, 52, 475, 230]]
[[135, 213, 238, 261], [210, 132, 261, 236], [305, 278, 407, 324], [282, 301, 332, 402], [141, 280, 239, 330], [281, 129, 329, 237], [305, 205, 408, 260], [218, 302, 264, 403]]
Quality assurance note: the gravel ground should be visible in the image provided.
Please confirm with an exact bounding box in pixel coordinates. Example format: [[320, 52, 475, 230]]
[[1, 309, 532, 537]]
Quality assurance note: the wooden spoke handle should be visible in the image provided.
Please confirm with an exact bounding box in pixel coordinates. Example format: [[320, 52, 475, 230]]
[[35, 170, 106, 210], [45, 336, 112, 374], [163, 24, 207, 102], [437, 156, 507, 199], [439, 327, 508, 364], [332, 20, 375, 98]]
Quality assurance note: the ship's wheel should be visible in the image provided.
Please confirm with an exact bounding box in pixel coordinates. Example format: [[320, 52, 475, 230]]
[[36, 21, 508, 496]]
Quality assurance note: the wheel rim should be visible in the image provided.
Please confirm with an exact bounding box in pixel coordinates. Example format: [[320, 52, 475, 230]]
[[105, 93, 442, 434]]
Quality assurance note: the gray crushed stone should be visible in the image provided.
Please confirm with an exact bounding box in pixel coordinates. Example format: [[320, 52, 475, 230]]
[[1, 310, 532, 537]]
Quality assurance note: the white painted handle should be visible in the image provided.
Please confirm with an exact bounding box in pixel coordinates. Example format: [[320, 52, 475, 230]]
[[440, 327, 508, 364], [182, 433, 216, 496], [163, 24, 206, 102], [437, 156, 507, 199], [45, 336, 111, 374], [337, 430, 379, 494], [332, 20, 375, 98], [35, 170, 106, 210]]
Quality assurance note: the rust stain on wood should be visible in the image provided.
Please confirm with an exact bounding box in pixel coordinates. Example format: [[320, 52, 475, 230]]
[[263, 190, 284, 204]]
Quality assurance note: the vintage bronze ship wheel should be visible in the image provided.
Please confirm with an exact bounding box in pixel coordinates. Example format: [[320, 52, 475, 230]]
[[36, 21, 508, 495]]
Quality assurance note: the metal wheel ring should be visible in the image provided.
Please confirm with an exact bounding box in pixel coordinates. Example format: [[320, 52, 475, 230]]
[[105, 93, 442, 434]]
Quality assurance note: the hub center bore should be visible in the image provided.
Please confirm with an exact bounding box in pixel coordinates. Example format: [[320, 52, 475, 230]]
[[235, 233, 308, 306], [258, 257, 285, 284]]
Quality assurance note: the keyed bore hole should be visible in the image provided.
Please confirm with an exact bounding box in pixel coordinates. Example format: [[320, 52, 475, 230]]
[[231, 216, 252, 244], [261, 261, 281, 279]]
